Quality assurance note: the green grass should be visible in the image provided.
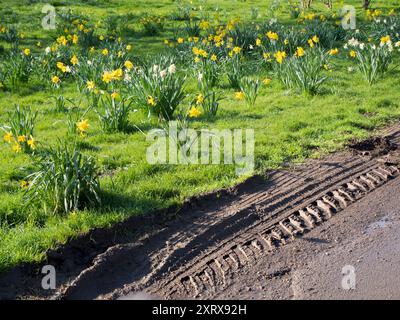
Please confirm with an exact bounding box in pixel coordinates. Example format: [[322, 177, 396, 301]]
[[1, 0, 400, 272]]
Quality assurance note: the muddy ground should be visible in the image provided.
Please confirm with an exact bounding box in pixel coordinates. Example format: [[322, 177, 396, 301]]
[[1, 122, 400, 300], [209, 176, 400, 300]]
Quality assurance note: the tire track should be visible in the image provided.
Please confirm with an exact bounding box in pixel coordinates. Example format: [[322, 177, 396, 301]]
[[151, 163, 399, 298]]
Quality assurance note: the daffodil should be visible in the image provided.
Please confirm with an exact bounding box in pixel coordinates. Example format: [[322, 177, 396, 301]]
[[18, 135, 26, 143], [57, 62, 68, 73], [199, 20, 210, 30], [72, 34, 79, 44], [126, 44, 132, 51], [233, 46, 241, 54], [86, 80, 95, 90], [3, 132, 13, 143], [112, 68, 123, 80], [124, 60, 134, 70], [188, 106, 202, 118], [211, 54, 217, 61], [380, 35, 391, 45], [102, 72, 113, 83], [56, 35, 68, 46], [70, 55, 78, 65], [266, 31, 279, 41], [111, 91, 120, 100], [196, 94, 204, 105], [168, 64, 176, 74], [76, 119, 89, 134], [350, 50, 357, 58], [274, 51, 287, 64], [20, 180, 30, 188], [295, 47, 305, 57], [256, 38, 262, 46], [263, 52, 271, 60], [147, 95, 155, 106], [263, 78, 272, 86], [27, 136, 36, 150], [51, 75, 60, 84], [235, 91, 245, 100], [177, 37, 184, 44], [23, 48, 30, 56], [102, 48, 109, 56], [329, 48, 339, 55], [12, 143, 21, 153]]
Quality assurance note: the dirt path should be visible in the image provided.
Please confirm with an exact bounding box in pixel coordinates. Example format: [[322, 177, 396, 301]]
[[1, 122, 400, 300]]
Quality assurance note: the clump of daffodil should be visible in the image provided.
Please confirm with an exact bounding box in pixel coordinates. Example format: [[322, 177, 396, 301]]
[[102, 68, 123, 83], [3, 128, 35, 153]]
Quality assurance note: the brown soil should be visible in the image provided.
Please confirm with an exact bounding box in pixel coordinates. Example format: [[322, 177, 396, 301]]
[[1, 122, 400, 300]]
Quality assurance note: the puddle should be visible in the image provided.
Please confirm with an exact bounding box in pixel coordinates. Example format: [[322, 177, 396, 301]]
[[364, 217, 391, 234]]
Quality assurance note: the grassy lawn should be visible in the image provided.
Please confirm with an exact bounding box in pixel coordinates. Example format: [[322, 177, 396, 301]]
[[0, 0, 400, 272]]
